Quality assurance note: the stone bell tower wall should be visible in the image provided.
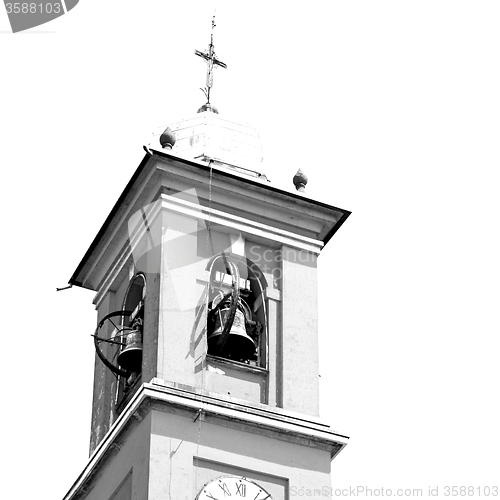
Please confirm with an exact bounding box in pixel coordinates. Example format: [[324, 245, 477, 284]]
[[75, 152, 349, 455]]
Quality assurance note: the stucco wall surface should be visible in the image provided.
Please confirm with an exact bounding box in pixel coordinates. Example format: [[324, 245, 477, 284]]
[[149, 409, 331, 500]]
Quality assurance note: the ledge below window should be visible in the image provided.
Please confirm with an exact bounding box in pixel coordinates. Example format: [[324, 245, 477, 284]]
[[206, 355, 269, 375]]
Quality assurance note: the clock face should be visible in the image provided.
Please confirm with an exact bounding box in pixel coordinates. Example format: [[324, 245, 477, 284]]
[[196, 476, 274, 500]]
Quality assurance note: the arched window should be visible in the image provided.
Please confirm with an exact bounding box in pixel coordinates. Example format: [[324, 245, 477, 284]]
[[206, 254, 268, 367], [115, 273, 146, 407]]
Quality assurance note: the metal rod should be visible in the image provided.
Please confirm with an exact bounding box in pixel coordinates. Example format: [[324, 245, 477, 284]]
[[56, 284, 73, 292], [90, 334, 126, 346]]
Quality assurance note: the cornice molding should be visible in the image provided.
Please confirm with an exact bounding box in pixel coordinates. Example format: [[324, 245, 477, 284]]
[[70, 152, 349, 291], [93, 192, 321, 307], [62, 381, 348, 500]]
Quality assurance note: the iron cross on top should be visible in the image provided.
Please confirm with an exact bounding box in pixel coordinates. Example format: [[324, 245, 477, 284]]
[[195, 15, 227, 104]]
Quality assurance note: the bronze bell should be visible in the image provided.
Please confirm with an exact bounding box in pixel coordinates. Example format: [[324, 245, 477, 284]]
[[117, 328, 143, 373], [208, 299, 256, 360]]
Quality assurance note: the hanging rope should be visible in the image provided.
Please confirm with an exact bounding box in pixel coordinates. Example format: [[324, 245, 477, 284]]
[[194, 162, 214, 494]]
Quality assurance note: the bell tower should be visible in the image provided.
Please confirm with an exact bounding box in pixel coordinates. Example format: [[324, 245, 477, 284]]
[[62, 23, 350, 500]]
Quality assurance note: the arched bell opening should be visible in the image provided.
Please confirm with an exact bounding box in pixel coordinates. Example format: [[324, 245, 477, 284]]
[[92, 272, 147, 413], [206, 253, 268, 367], [115, 273, 146, 406]]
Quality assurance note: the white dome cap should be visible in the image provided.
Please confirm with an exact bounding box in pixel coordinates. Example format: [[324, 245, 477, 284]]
[[167, 110, 266, 179]]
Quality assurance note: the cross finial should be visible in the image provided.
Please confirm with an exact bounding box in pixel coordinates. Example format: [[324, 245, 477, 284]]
[[195, 15, 227, 112]]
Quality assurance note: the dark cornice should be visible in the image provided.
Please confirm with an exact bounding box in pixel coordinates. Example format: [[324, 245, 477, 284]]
[[69, 147, 351, 288]]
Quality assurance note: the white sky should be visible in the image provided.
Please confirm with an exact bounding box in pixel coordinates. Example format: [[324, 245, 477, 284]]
[[1, 1, 499, 499]]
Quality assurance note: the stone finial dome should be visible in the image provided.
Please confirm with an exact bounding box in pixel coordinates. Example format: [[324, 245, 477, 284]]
[[293, 169, 308, 192], [197, 102, 219, 114], [159, 127, 176, 149]]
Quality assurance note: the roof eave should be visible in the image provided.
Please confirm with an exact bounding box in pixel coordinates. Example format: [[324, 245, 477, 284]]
[[69, 148, 351, 288]]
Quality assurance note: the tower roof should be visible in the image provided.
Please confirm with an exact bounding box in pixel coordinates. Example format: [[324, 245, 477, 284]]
[[68, 149, 350, 289]]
